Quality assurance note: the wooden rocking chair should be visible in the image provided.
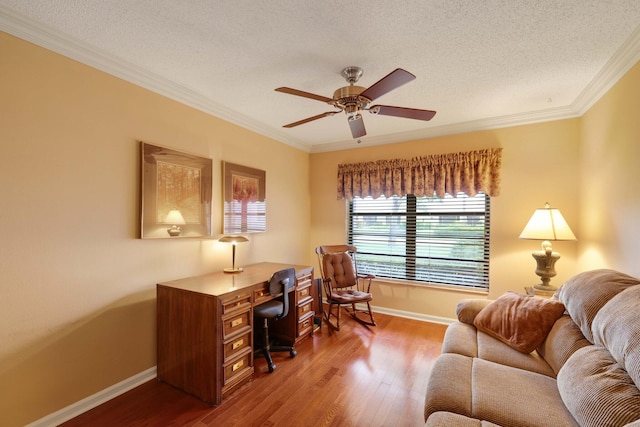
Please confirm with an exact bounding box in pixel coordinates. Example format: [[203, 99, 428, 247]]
[[315, 245, 376, 331]]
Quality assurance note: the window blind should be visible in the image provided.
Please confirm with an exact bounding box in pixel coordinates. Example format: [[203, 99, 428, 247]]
[[347, 192, 490, 290]]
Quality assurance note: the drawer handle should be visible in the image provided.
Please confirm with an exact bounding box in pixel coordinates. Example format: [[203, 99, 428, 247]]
[[231, 318, 243, 328], [235, 302, 241, 307], [232, 338, 244, 350], [300, 289, 309, 297], [303, 305, 310, 312], [257, 291, 264, 297], [302, 319, 310, 327], [232, 360, 244, 371]]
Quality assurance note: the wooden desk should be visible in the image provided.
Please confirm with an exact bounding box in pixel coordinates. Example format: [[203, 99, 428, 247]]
[[156, 262, 315, 405]]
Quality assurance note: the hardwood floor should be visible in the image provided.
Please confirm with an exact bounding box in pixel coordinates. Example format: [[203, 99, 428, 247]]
[[61, 312, 447, 427]]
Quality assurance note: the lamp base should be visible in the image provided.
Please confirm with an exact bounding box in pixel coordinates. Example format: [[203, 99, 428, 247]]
[[532, 283, 557, 296], [224, 267, 243, 273], [167, 227, 181, 237], [530, 249, 560, 293]]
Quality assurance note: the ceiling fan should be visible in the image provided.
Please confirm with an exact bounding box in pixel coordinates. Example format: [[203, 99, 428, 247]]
[[275, 66, 436, 139]]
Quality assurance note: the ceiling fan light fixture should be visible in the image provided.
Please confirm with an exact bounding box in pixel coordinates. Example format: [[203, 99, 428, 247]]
[[344, 104, 359, 118]]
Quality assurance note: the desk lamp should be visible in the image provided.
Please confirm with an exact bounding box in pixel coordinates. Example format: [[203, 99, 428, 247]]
[[519, 203, 576, 295], [165, 209, 186, 237], [219, 235, 249, 273]]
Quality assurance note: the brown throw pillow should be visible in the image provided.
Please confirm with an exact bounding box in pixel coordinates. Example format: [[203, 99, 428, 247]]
[[474, 292, 566, 353]]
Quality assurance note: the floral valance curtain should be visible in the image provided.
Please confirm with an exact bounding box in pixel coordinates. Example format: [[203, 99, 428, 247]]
[[337, 148, 503, 200]]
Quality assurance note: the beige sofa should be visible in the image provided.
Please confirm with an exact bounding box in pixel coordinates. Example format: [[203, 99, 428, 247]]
[[424, 269, 640, 427]]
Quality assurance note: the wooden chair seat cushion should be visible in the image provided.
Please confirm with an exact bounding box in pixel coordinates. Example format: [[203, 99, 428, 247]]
[[329, 289, 373, 303]]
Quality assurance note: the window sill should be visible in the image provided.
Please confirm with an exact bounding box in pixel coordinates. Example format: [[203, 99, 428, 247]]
[[370, 276, 489, 296]]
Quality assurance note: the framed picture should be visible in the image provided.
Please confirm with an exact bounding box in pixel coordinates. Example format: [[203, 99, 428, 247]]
[[223, 162, 266, 234], [140, 142, 212, 238]]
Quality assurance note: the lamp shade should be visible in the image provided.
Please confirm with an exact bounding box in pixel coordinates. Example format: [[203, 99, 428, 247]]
[[219, 235, 249, 273], [164, 209, 186, 225], [519, 203, 576, 241], [218, 235, 249, 244]]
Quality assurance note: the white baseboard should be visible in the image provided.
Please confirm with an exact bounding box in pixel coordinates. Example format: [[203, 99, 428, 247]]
[[26, 366, 157, 427], [27, 307, 452, 426], [371, 305, 455, 325], [325, 299, 456, 325]]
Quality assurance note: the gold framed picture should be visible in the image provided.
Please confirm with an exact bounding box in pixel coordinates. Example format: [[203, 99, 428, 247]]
[[222, 162, 266, 234], [140, 142, 212, 238]]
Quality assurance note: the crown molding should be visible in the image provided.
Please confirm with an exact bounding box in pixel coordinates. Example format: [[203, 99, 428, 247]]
[[2, 5, 639, 155], [310, 105, 580, 153], [572, 23, 640, 116], [0, 6, 310, 152]]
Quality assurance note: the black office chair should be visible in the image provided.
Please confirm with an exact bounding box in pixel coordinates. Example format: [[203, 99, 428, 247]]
[[253, 267, 297, 372]]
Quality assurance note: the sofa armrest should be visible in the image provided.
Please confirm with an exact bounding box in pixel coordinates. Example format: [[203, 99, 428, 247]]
[[456, 299, 492, 325], [427, 411, 503, 427]]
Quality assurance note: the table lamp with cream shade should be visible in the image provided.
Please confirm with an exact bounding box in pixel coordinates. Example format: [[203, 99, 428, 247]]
[[519, 203, 577, 295], [165, 209, 186, 237], [219, 235, 249, 273]]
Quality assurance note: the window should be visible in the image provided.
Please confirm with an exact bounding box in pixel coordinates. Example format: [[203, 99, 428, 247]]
[[347, 192, 490, 290]]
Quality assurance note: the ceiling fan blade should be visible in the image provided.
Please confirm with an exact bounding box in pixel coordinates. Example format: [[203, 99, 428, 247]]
[[283, 111, 337, 128], [275, 87, 333, 103], [370, 105, 436, 121], [349, 116, 366, 138], [359, 68, 416, 102]]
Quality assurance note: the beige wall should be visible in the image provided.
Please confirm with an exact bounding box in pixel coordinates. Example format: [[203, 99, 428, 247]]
[[310, 120, 581, 319], [578, 61, 640, 275], [2, 28, 639, 426], [0, 32, 311, 426]]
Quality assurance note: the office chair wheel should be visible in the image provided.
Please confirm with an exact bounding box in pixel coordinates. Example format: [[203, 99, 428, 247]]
[[268, 363, 276, 373], [290, 349, 297, 358]]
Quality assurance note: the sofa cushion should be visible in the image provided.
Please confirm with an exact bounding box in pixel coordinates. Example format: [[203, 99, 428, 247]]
[[477, 331, 555, 377], [592, 286, 640, 387], [441, 322, 555, 377], [425, 354, 578, 427], [471, 358, 578, 427], [473, 291, 565, 353], [537, 314, 591, 375], [557, 345, 640, 427], [557, 269, 640, 343]]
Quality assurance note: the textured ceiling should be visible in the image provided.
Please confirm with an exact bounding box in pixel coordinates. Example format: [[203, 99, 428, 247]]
[[1, 1, 640, 152]]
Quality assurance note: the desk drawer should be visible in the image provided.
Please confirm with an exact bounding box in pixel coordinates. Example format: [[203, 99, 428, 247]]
[[296, 270, 312, 287], [222, 310, 251, 338], [223, 348, 252, 387], [253, 284, 271, 306], [297, 298, 313, 318], [296, 283, 312, 302], [298, 312, 314, 338], [223, 330, 251, 362], [221, 292, 252, 315]]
